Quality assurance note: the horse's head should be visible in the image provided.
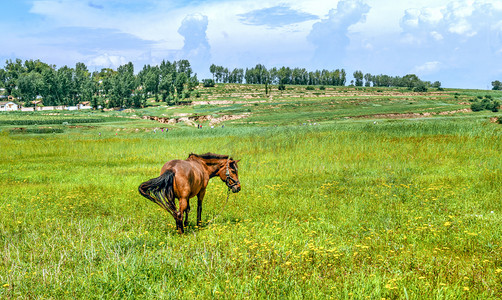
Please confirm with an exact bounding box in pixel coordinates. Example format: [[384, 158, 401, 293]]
[[218, 159, 241, 193]]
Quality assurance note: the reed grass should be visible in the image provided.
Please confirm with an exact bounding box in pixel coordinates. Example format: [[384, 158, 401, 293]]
[[1, 115, 502, 299], [1, 85, 502, 298]]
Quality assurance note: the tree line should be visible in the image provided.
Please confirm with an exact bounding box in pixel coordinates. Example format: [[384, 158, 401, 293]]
[[0, 58, 448, 109], [209, 64, 441, 91], [353, 71, 441, 90], [0, 59, 198, 108], [209, 63, 347, 86]]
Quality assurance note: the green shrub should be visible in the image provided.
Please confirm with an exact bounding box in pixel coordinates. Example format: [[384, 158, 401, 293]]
[[470, 102, 484, 112], [306, 86, 315, 90], [10, 127, 64, 134], [413, 84, 428, 92], [470, 97, 500, 112], [490, 100, 500, 112], [319, 86, 326, 90], [278, 84, 286, 91], [202, 79, 215, 87], [0, 118, 110, 125]]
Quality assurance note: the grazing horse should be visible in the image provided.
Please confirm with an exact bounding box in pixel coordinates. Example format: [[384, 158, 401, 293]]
[[138, 153, 241, 233]]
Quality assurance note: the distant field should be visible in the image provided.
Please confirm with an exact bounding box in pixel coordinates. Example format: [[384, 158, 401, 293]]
[[1, 85, 502, 298]]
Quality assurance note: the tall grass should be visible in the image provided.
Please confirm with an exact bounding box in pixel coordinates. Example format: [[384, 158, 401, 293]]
[[1, 116, 502, 298]]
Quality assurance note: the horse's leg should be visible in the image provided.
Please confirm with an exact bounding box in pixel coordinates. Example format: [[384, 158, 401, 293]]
[[197, 189, 206, 227], [184, 201, 191, 227], [177, 197, 188, 234]]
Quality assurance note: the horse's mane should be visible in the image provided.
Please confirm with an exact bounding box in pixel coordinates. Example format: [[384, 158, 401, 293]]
[[188, 152, 230, 160]]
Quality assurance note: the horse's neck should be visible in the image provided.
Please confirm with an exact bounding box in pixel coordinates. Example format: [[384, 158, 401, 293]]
[[191, 157, 224, 178]]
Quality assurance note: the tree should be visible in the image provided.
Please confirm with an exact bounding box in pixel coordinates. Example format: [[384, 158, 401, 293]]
[[40, 67, 60, 105], [4, 59, 25, 96], [492, 80, 502, 90], [339, 69, 347, 86], [364, 73, 372, 87], [159, 73, 173, 102], [0, 68, 6, 89], [432, 81, 442, 89], [202, 79, 215, 87], [56, 66, 75, 105], [177, 60, 192, 78], [277, 67, 292, 85], [187, 73, 199, 92], [264, 69, 271, 95], [110, 62, 135, 107], [353, 70, 363, 86], [139, 65, 160, 101], [229, 68, 244, 83], [214, 65, 225, 83], [74, 62, 91, 103], [17, 71, 43, 105], [402, 74, 420, 89], [210, 64, 216, 80], [97, 68, 116, 98], [254, 64, 267, 84], [175, 72, 188, 100]]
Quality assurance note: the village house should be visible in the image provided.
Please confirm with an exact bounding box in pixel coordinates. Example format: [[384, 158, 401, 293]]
[[0, 101, 19, 111]]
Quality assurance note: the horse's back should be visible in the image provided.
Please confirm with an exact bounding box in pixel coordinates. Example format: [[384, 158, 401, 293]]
[[161, 159, 207, 198], [161, 159, 185, 175]]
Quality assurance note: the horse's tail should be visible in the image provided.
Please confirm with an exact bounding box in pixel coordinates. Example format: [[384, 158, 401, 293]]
[[138, 171, 177, 217]]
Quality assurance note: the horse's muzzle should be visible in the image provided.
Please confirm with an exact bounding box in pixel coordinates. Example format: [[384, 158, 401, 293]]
[[231, 185, 241, 193]]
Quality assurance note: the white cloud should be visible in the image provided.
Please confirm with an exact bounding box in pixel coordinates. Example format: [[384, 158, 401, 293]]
[[87, 54, 127, 68], [2, 0, 502, 89], [307, 0, 370, 68], [413, 61, 441, 74], [430, 31, 444, 40], [176, 14, 211, 74], [401, 0, 502, 41]]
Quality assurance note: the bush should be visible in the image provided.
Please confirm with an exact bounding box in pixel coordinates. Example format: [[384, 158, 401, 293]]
[[10, 127, 64, 134], [278, 84, 286, 91], [413, 84, 428, 92], [490, 100, 500, 112], [470, 102, 484, 112], [202, 79, 215, 87], [306, 86, 315, 90], [319, 86, 326, 90], [471, 97, 500, 112], [0, 118, 109, 125]]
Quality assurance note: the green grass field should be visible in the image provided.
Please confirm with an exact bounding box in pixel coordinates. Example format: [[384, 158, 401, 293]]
[[1, 85, 502, 298]]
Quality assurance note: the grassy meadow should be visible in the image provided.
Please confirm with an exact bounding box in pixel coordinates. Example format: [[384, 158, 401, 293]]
[[1, 85, 502, 298]]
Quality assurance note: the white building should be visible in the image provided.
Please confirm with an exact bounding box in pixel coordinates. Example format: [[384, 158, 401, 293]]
[[0, 101, 19, 111]]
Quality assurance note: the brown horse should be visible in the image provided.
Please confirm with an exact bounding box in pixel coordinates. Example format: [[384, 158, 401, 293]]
[[138, 153, 241, 233]]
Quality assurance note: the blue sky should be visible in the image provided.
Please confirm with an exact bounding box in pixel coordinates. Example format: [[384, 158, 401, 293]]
[[1, 0, 502, 89]]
